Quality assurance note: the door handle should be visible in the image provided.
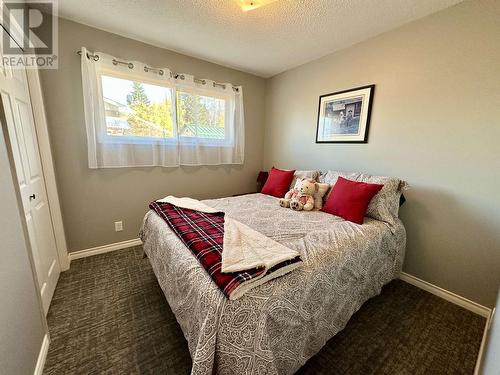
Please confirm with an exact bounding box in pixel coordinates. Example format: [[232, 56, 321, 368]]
[[29, 194, 36, 201]]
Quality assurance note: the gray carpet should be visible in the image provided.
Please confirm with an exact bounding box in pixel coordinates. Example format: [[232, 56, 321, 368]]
[[44, 246, 485, 375]]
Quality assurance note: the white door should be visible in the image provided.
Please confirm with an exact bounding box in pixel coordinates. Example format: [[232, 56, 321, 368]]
[[0, 32, 60, 315]]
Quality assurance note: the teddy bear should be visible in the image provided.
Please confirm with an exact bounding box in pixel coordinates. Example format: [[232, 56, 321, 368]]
[[279, 178, 317, 211]]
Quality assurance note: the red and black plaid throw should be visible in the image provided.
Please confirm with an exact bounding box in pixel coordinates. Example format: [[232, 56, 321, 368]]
[[149, 201, 268, 298]]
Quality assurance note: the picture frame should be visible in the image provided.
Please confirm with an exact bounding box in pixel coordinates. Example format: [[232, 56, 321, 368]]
[[315, 84, 375, 143]]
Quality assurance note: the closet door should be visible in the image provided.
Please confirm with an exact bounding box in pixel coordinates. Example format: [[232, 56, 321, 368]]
[[0, 30, 60, 314]]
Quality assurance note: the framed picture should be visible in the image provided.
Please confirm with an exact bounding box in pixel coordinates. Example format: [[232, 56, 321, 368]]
[[315, 84, 375, 143]]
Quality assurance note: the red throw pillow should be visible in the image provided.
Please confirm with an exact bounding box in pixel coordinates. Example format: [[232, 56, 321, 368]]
[[321, 177, 383, 224], [261, 167, 295, 198]]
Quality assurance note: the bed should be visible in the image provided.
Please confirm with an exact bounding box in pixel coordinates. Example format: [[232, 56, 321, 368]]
[[140, 192, 406, 375]]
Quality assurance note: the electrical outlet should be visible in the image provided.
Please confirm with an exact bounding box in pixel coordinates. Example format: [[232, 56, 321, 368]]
[[114, 221, 123, 232]]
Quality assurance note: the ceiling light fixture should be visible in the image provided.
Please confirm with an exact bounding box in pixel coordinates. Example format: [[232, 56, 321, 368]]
[[236, 0, 280, 12]]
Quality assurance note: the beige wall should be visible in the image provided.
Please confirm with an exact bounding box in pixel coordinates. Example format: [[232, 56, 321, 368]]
[[0, 119, 46, 374], [264, 0, 500, 307], [39, 18, 266, 252]]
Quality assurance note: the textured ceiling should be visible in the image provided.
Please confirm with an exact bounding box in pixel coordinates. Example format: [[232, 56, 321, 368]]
[[56, 0, 463, 77]]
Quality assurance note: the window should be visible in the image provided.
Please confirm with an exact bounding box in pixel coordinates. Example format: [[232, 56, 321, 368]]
[[101, 75, 175, 140], [98, 73, 232, 145], [177, 90, 227, 141], [81, 47, 244, 168]]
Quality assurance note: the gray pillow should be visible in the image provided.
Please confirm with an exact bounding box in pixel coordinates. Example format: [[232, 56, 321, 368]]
[[290, 170, 320, 189], [357, 173, 408, 229], [319, 170, 359, 186], [320, 170, 408, 229]]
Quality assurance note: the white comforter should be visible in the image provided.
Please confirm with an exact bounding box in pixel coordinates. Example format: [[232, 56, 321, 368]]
[[140, 193, 406, 375]]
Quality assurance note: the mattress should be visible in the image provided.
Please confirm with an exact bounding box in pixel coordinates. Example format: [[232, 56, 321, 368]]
[[140, 193, 406, 375]]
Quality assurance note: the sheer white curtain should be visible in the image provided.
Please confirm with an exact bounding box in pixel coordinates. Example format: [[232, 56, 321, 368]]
[[80, 47, 244, 168]]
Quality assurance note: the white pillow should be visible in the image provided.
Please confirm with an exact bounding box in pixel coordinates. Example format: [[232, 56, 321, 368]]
[[313, 183, 330, 210]]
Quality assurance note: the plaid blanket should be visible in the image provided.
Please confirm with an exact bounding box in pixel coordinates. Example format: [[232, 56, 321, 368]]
[[149, 201, 302, 299]]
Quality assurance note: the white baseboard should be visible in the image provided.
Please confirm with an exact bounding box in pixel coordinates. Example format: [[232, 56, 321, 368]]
[[68, 238, 142, 261], [399, 272, 491, 318], [474, 307, 495, 375], [34, 334, 49, 375]]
